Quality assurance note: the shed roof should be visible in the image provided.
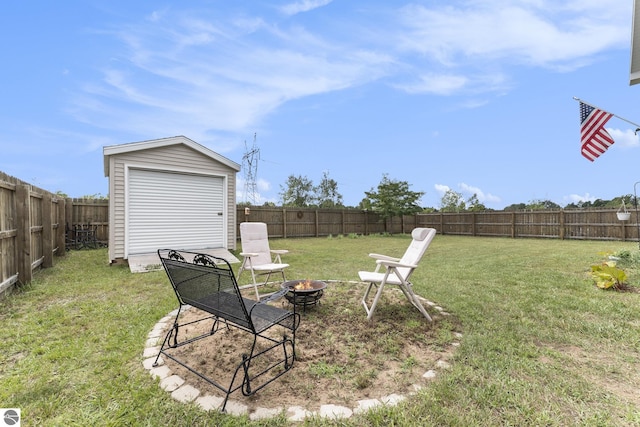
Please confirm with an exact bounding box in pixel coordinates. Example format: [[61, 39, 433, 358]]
[[103, 135, 241, 176]]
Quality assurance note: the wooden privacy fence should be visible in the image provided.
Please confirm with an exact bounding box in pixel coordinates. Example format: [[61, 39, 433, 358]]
[[0, 172, 66, 295], [240, 207, 640, 243], [3, 170, 640, 295], [0, 172, 111, 296]]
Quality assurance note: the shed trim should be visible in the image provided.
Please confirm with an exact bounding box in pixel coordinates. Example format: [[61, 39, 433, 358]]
[[103, 135, 241, 176]]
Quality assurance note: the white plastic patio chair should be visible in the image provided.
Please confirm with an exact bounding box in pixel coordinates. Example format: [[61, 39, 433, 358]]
[[358, 228, 436, 321], [238, 222, 289, 300]]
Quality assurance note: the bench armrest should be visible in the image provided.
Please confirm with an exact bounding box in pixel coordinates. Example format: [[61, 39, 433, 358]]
[[247, 288, 291, 318], [259, 287, 289, 304]]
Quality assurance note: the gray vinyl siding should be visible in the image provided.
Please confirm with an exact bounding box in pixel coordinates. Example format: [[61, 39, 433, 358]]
[[107, 143, 237, 262]]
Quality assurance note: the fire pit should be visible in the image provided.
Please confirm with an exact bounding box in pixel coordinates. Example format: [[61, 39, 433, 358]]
[[281, 279, 327, 311]]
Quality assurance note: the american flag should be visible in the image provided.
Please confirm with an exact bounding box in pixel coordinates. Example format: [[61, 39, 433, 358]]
[[580, 101, 614, 161]]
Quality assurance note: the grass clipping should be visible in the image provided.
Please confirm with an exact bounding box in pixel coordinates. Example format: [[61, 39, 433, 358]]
[[160, 282, 460, 412]]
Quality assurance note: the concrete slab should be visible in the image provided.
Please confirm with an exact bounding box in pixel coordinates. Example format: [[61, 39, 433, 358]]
[[171, 384, 200, 402], [354, 399, 381, 414], [196, 394, 225, 411], [319, 404, 353, 419], [127, 248, 240, 273], [250, 407, 284, 421]]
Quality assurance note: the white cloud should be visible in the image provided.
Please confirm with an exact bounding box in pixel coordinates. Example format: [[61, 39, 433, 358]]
[[563, 193, 597, 204], [395, 73, 468, 95], [396, 2, 628, 68], [74, 11, 393, 143], [434, 184, 451, 195], [459, 183, 501, 203], [390, 1, 629, 97], [394, 71, 511, 96], [607, 128, 640, 148], [434, 182, 500, 204], [70, 1, 632, 151], [236, 176, 274, 204], [257, 178, 271, 192], [280, 0, 333, 16]]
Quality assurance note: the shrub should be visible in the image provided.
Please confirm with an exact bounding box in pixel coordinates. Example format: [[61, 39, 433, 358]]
[[589, 261, 628, 290]]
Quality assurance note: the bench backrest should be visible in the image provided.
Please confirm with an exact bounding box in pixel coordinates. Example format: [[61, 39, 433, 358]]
[[158, 249, 253, 330]]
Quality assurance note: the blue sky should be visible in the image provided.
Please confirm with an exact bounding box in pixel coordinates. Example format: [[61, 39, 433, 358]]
[[1, 1, 639, 209]]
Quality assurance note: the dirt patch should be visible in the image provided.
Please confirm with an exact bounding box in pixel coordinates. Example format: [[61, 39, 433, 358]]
[[158, 282, 461, 412]]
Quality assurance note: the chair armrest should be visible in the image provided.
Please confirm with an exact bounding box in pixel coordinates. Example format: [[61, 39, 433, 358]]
[[271, 249, 288, 263], [377, 259, 418, 269], [240, 252, 259, 257], [368, 253, 400, 262]]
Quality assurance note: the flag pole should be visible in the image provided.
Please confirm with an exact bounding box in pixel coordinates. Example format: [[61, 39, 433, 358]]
[[573, 96, 640, 131]]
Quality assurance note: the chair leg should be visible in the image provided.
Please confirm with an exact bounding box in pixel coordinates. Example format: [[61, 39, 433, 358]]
[[399, 283, 432, 321], [237, 258, 248, 278], [361, 282, 374, 317], [252, 272, 260, 300], [243, 260, 260, 300], [361, 282, 386, 321], [253, 269, 286, 301]]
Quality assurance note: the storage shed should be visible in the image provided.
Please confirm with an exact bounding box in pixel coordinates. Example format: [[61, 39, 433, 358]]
[[103, 136, 241, 266]]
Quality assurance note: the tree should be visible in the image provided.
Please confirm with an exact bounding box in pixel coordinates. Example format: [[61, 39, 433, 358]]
[[363, 174, 424, 231], [315, 171, 343, 208], [527, 199, 561, 210], [279, 175, 315, 207], [440, 189, 465, 212], [608, 194, 634, 209], [358, 197, 372, 210], [466, 193, 487, 212], [504, 203, 527, 211]]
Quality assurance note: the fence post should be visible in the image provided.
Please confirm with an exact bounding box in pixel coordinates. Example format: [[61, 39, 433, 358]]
[[65, 197, 73, 230], [472, 212, 476, 236], [42, 193, 53, 268], [56, 198, 66, 255], [282, 209, 287, 238], [16, 184, 32, 285], [364, 210, 368, 235], [511, 211, 516, 238], [560, 210, 565, 240], [315, 210, 319, 237]]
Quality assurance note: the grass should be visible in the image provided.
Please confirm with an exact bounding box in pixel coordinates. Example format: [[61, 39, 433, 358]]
[[1, 234, 640, 426]]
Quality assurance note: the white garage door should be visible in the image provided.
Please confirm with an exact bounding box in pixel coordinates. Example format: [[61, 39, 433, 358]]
[[127, 169, 224, 255]]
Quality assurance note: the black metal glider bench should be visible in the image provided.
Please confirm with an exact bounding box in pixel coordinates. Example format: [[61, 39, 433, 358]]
[[153, 249, 300, 412]]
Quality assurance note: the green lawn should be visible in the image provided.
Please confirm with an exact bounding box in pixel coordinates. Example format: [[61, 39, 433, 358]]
[[1, 234, 640, 426]]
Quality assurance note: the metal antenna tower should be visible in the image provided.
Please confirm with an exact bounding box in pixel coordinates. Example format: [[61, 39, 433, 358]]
[[242, 133, 260, 204]]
